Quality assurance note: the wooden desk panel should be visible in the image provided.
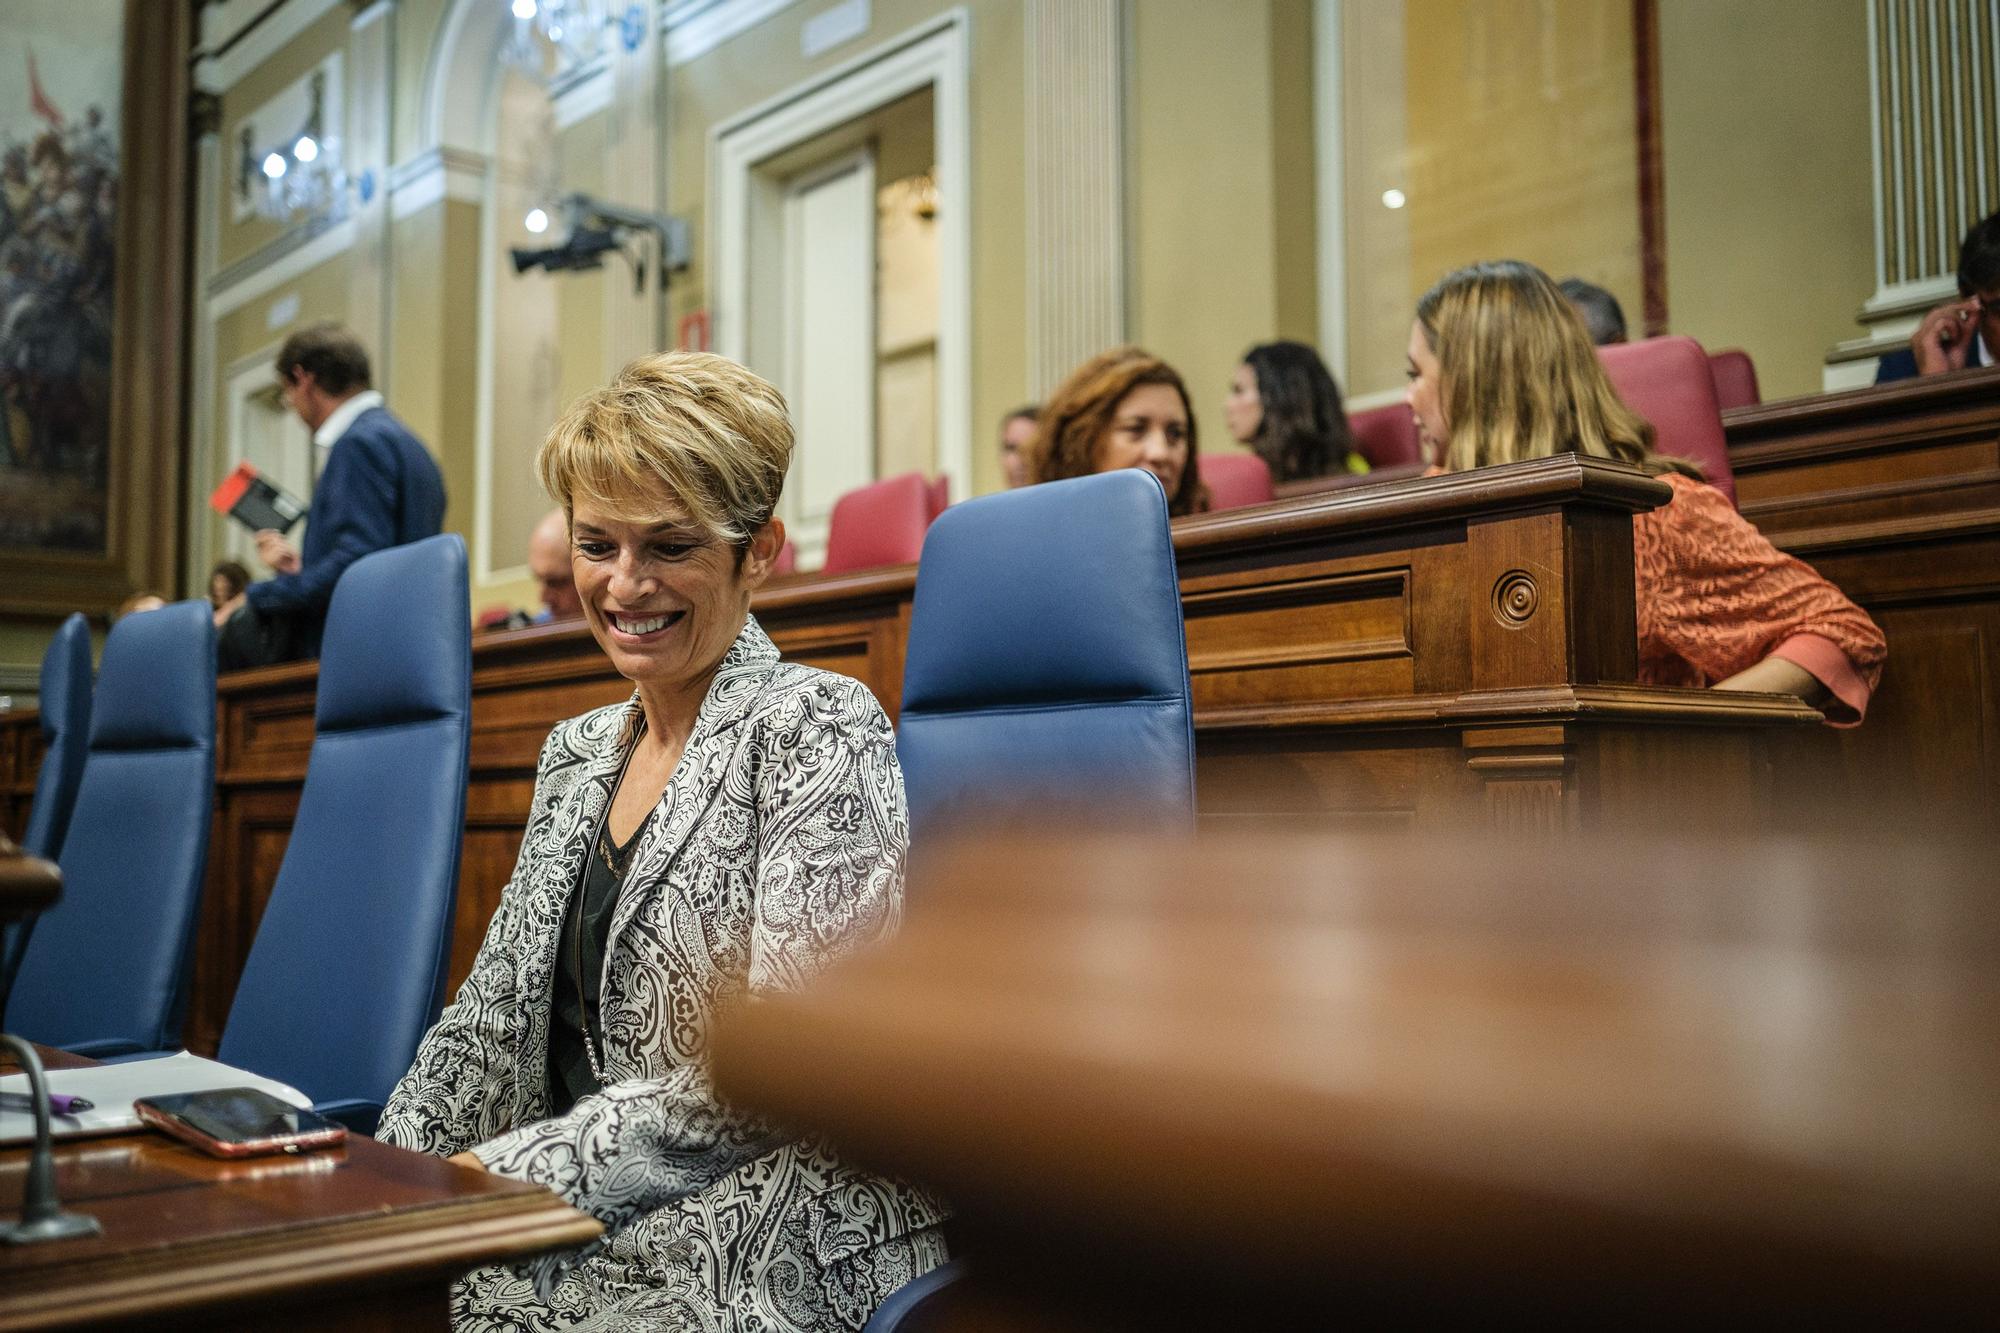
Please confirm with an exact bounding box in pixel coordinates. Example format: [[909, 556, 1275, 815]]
[[5, 459, 1824, 1055], [1727, 366, 2000, 825], [0, 1051, 599, 1330]]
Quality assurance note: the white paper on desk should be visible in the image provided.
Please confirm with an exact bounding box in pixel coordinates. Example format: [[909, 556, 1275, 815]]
[[0, 1051, 310, 1144]]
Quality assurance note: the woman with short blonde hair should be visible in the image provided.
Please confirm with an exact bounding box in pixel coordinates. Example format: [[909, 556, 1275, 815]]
[[1032, 346, 1210, 517], [537, 351, 794, 548], [381, 350, 946, 1330], [1406, 261, 1885, 723]]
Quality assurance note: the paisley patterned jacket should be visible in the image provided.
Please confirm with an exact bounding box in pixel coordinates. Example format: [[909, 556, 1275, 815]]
[[377, 617, 947, 1331]]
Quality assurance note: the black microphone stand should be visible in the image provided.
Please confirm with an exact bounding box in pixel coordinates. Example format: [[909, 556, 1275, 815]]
[[1, 1033, 99, 1245], [1, 833, 98, 1246]]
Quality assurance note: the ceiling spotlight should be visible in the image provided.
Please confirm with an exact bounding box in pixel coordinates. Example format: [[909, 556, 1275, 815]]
[[524, 207, 549, 234], [262, 152, 288, 180], [1382, 188, 1407, 210], [293, 135, 319, 164], [512, 0, 537, 17], [547, 22, 563, 40]]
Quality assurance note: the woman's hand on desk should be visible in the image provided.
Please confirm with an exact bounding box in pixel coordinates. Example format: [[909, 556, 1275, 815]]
[[1715, 656, 1830, 708], [447, 1150, 487, 1172]]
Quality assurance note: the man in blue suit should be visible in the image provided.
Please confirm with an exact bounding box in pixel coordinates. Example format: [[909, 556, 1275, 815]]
[[1876, 209, 2000, 383], [216, 323, 447, 670]]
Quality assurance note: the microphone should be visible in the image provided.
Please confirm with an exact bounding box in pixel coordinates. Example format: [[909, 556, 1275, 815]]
[[0, 834, 99, 1246]]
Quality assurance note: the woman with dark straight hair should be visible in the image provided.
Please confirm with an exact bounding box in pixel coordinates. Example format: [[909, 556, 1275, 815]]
[[1224, 340, 1362, 482]]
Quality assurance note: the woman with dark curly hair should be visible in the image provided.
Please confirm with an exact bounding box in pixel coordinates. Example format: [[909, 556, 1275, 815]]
[[1224, 340, 1363, 482], [1030, 346, 1209, 517]]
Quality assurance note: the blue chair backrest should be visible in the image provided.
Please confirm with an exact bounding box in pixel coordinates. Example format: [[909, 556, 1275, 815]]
[[21, 613, 92, 862], [897, 469, 1196, 841], [8, 601, 215, 1054], [2, 614, 94, 1015], [217, 535, 471, 1126]]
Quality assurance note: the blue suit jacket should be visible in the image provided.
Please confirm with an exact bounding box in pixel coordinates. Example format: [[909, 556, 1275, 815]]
[[245, 405, 447, 653], [1875, 337, 1992, 383]]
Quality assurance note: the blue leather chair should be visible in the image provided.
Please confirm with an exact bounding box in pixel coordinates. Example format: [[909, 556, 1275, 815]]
[[215, 534, 471, 1133], [7, 601, 215, 1056], [862, 1258, 969, 1332], [19, 614, 92, 863], [0, 614, 93, 1019], [897, 469, 1197, 841]]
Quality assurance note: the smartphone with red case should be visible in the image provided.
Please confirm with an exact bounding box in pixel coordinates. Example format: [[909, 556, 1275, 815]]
[[133, 1087, 347, 1158]]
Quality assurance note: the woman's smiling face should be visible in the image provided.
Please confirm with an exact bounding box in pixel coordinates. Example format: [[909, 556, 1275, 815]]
[[568, 497, 764, 696]]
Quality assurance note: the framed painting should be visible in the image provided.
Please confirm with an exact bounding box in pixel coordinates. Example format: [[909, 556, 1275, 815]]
[[0, 0, 189, 617]]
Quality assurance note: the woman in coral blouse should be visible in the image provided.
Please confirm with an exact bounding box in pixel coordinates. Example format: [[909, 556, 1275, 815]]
[[1405, 260, 1885, 724]]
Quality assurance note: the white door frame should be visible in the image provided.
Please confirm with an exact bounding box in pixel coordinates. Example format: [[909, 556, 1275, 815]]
[[222, 347, 312, 569], [711, 8, 972, 503]]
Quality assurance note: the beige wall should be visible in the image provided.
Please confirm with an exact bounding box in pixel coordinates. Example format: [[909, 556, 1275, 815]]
[[1130, 0, 1319, 458], [1658, 0, 1875, 402]]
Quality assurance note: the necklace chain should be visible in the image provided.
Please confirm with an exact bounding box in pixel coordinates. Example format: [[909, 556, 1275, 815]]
[[575, 818, 638, 1087]]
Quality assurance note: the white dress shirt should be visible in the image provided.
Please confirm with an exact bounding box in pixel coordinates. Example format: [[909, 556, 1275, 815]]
[[313, 389, 384, 477]]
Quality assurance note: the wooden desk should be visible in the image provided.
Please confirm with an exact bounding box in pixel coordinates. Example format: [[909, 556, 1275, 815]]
[[2, 458, 1827, 1055], [1727, 365, 2000, 824], [0, 834, 58, 923], [0, 1046, 599, 1330], [712, 831, 2000, 1324]]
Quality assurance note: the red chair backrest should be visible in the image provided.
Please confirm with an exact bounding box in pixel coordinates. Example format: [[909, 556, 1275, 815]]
[[1707, 348, 1761, 411], [926, 474, 950, 521], [1598, 335, 1738, 507], [1198, 452, 1275, 511], [772, 540, 797, 575], [1348, 403, 1424, 469], [821, 472, 934, 574]]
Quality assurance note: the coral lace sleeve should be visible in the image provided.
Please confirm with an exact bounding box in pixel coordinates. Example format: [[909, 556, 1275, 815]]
[[1632, 474, 1886, 726]]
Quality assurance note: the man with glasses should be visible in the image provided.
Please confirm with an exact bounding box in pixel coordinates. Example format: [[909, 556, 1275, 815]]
[[1877, 209, 2000, 382], [215, 323, 446, 670]]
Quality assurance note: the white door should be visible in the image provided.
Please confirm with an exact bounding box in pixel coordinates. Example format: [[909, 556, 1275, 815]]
[[780, 148, 877, 568]]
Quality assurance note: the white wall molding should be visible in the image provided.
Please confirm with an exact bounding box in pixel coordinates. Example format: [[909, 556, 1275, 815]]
[[552, 57, 613, 129], [351, 0, 395, 30], [1313, 0, 1348, 384], [422, 0, 508, 158], [194, 0, 351, 95], [207, 214, 359, 320], [711, 9, 972, 504], [1859, 0, 1998, 319], [661, 0, 801, 67], [388, 146, 493, 219], [1024, 0, 1124, 397]]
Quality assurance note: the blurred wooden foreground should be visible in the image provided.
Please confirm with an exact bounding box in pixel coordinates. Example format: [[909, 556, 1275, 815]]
[[714, 830, 2000, 1325]]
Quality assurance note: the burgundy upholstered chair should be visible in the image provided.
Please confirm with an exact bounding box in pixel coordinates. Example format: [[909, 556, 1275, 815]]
[[1197, 452, 1275, 511], [1707, 349, 1762, 411], [821, 472, 935, 574], [1347, 403, 1424, 469], [925, 474, 950, 521], [1598, 335, 1738, 507]]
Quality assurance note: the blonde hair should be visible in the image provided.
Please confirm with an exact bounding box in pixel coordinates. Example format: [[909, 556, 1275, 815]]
[[1415, 260, 1700, 479], [536, 351, 793, 545]]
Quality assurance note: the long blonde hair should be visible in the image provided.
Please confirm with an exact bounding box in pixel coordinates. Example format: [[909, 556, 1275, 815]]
[[1415, 260, 1701, 478]]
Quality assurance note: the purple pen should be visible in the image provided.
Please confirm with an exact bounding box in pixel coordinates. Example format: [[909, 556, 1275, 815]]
[[0, 1092, 93, 1115]]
